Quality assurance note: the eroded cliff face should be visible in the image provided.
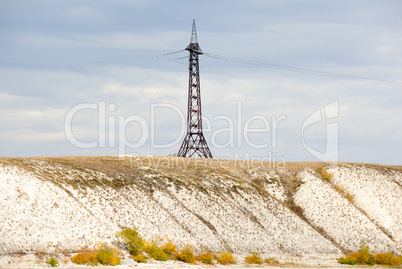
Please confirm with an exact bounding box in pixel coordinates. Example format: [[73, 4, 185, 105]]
[[0, 156, 400, 256]]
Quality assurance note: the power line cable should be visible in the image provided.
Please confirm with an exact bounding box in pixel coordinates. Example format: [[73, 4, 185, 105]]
[[202, 52, 402, 87], [0, 50, 185, 80], [3, 48, 400, 87], [200, 59, 223, 68]]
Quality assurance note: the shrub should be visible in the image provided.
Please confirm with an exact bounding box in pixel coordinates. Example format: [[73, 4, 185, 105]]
[[337, 241, 402, 266], [338, 256, 357, 265], [71, 252, 99, 265], [338, 241, 374, 266], [374, 253, 402, 266], [161, 238, 178, 257], [176, 245, 196, 264], [351, 251, 375, 265], [218, 250, 236, 264], [264, 257, 279, 264], [71, 246, 99, 265], [211, 251, 219, 260], [96, 246, 121, 265], [71, 245, 120, 266], [133, 254, 148, 263], [116, 228, 144, 256], [245, 252, 263, 265], [359, 240, 370, 254], [143, 240, 168, 261], [46, 257, 58, 267], [196, 250, 214, 264]]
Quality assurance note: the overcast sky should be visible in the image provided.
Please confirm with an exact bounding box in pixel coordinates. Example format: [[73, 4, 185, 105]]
[[0, 0, 401, 164]]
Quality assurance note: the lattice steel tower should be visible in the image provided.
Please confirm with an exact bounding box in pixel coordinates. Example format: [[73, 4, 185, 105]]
[[177, 20, 213, 158]]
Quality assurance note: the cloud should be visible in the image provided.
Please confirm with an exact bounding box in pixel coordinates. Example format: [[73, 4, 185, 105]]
[[0, 1, 401, 164]]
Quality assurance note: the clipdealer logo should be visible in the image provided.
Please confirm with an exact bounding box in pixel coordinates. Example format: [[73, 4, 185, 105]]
[[64, 100, 339, 162]]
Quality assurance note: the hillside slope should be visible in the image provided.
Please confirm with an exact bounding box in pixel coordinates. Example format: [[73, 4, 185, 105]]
[[0, 156, 401, 256]]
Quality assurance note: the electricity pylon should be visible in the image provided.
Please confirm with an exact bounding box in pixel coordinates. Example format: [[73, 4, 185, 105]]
[[177, 20, 213, 158]]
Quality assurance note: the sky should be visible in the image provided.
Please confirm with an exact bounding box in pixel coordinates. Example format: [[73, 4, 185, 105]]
[[0, 0, 401, 164]]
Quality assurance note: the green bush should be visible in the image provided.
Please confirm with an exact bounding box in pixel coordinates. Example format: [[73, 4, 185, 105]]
[[338, 241, 402, 266], [338, 241, 374, 266], [196, 250, 214, 264], [116, 229, 181, 264], [264, 257, 279, 264], [358, 240, 370, 254], [374, 253, 402, 266], [46, 257, 58, 267], [143, 240, 168, 261], [176, 244, 196, 264], [133, 254, 148, 263], [71, 245, 120, 266], [96, 246, 121, 265], [245, 252, 263, 265], [218, 251, 236, 264], [116, 228, 144, 256], [71, 246, 99, 266], [338, 256, 357, 265], [161, 238, 178, 257], [352, 251, 375, 265]]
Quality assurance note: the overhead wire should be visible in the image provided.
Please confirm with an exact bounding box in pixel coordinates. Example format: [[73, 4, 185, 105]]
[[168, 55, 189, 66], [202, 52, 402, 87], [0, 50, 185, 80], [170, 54, 222, 68], [200, 59, 223, 67], [2, 47, 401, 87]]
